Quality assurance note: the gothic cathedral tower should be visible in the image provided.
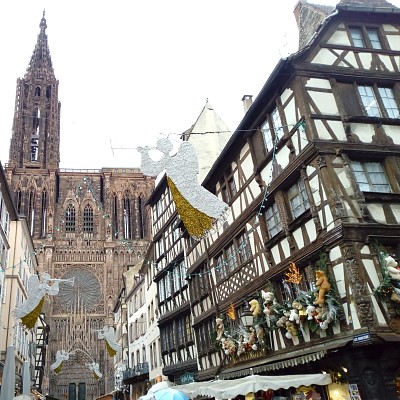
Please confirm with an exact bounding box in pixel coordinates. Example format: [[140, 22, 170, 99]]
[[5, 13, 154, 399]]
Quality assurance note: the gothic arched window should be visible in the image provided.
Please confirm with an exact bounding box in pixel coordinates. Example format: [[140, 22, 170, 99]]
[[138, 196, 145, 239], [41, 189, 47, 238], [35, 87, 41, 97], [15, 189, 22, 214], [112, 193, 118, 239], [27, 188, 35, 235], [65, 203, 76, 232], [83, 204, 94, 233], [123, 194, 132, 240]]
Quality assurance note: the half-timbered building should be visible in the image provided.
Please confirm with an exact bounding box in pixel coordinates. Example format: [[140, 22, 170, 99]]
[[145, 102, 232, 385], [181, 1, 400, 399]]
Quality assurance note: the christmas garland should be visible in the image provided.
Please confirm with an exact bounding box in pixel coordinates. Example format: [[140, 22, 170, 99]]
[[214, 255, 341, 357], [373, 247, 400, 315]]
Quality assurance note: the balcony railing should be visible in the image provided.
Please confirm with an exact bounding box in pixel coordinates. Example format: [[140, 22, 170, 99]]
[[123, 362, 149, 380]]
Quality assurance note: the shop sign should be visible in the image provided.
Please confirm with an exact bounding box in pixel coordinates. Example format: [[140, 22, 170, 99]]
[[180, 372, 195, 384], [352, 332, 371, 344]]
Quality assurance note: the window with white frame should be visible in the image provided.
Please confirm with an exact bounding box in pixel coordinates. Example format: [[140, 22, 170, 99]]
[[215, 232, 253, 281], [236, 232, 252, 263], [261, 108, 284, 152], [156, 198, 163, 218], [351, 161, 391, 193], [349, 27, 382, 49], [358, 85, 399, 118], [156, 238, 164, 259], [288, 180, 310, 218], [220, 165, 237, 204], [265, 203, 282, 238]]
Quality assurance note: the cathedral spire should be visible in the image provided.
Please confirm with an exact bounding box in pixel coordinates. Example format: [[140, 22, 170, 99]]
[[25, 11, 54, 80]]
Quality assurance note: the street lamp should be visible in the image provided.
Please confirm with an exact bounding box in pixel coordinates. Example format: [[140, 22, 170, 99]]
[[240, 301, 254, 328]]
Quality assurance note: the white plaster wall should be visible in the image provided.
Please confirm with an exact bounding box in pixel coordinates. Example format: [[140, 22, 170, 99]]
[[330, 246, 342, 263], [386, 35, 400, 51], [260, 159, 273, 185], [381, 54, 395, 72], [326, 30, 350, 46], [280, 88, 293, 105], [308, 92, 339, 115], [358, 52, 372, 69], [304, 219, 317, 242], [383, 24, 398, 32], [341, 52, 357, 67], [292, 226, 305, 249], [335, 167, 354, 195], [391, 204, 400, 223], [275, 145, 291, 170], [330, 120, 347, 140], [363, 259, 380, 288], [314, 120, 332, 140], [311, 48, 338, 65], [321, 205, 334, 230], [305, 78, 331, 89], [248, 179, 261, 201], [351, 123, 375, 143], [240, 152, 254, 180], [366, 204, 386, 224], [280, 237, 291, 259], [271, 243, 281, 264], [384, 125, 400, 144], [349, 302, 361, 329], [368, 284, 387, 326], [360, 245, 371, 255], [283, 97, 297, 128]]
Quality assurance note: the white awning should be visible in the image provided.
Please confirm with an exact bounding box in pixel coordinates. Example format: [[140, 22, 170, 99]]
[[177, 373, 331, 399]]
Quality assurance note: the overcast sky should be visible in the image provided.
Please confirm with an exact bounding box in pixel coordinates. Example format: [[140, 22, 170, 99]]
[[1, 0, 399, 169]]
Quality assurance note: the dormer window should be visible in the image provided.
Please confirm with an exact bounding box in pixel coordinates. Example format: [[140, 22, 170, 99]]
[[349, 27, 382, 50]]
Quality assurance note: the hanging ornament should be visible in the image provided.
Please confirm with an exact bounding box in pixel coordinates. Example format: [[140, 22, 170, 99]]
[[50, 350, 70, 374], [97, 326, 121, 357], [13, 273, 75, 329], [138, 139, 229, 240], [285, 262, 302, 285], [226, 303, 236, 320], [87, 362, 103, 380]]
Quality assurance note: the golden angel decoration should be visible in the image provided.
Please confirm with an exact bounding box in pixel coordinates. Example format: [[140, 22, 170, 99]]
[[13, 273, 74, 329], [50, 350, 70, 374], [138, 138, 229, 239], [97, 326, 120, 357], [87, 362, 102, 380]]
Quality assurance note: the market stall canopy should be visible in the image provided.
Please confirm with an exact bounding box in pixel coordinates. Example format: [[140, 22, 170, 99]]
[[139, 381, 173, 400], [177, 374, 332, 399], [154, 388, 189, 400]]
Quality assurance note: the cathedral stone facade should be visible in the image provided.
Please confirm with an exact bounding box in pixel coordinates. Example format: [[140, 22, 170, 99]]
[[5, 13, 154, 399]]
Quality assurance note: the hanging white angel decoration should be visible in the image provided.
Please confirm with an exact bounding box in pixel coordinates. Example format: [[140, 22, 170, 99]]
[[50, 350, 70, 374], [14, 273, 73, 329], [87, 362, 103, 380], [138, 138, 229, 239], [97, 326, 120, 357]]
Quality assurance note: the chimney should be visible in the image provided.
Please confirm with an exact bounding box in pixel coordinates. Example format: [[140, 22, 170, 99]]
[[293, 0, 305, 28], [242, 95, 253, 113]]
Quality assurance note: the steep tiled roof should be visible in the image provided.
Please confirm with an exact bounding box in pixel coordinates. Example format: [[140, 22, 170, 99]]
[[338, 0, 396, 7]]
